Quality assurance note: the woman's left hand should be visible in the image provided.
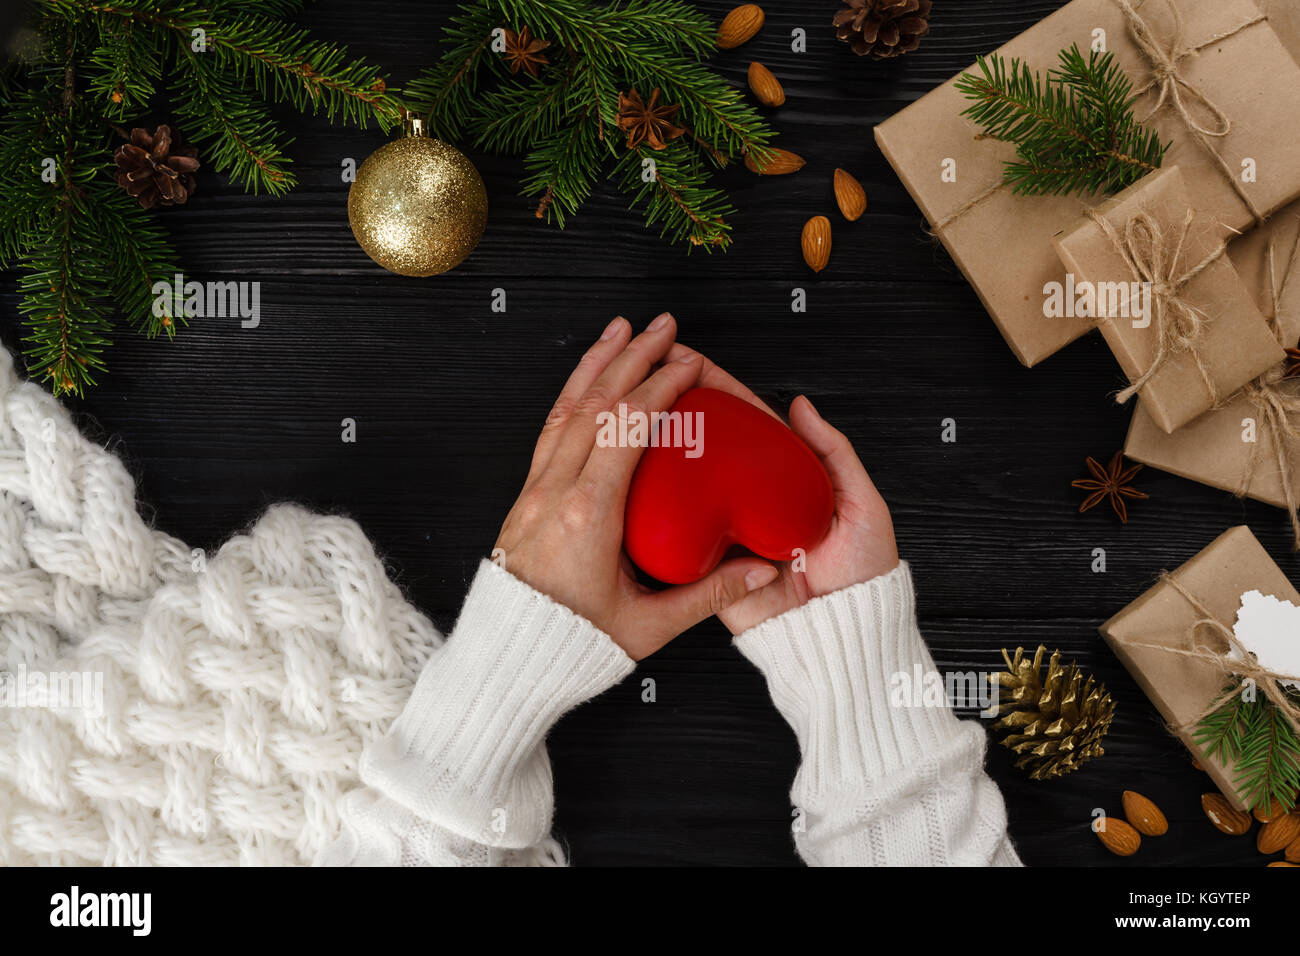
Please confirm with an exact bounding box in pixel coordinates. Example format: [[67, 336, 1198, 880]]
[[492, 315, 782, 661]]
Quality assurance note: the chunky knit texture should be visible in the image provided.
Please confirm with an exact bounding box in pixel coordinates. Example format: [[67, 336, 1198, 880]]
[[0, 348, 437, 865]]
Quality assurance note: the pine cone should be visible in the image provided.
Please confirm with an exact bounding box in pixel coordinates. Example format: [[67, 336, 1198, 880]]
[[114, 125, 200, 209], [992, 646, 1115, 780], [833, 0, 932, 59]]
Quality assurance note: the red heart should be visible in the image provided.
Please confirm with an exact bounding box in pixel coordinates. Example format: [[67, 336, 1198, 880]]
[[624, 388, 835, 584]]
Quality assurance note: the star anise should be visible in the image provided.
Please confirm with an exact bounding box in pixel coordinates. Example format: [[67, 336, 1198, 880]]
[[502, 26, 550, 78], [617, 88, 685, 151], [1072, 451, 1149, 524], [1285, 345, 1300, 379]]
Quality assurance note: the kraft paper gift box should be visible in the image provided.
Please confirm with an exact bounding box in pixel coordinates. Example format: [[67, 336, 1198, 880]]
[[1257, 0, 1300, 62], [1123, 203, 1300, 515], [1054, 166, 1285, 433], [1100, 525, 1300, 810], [874, 0, 1300, 367]]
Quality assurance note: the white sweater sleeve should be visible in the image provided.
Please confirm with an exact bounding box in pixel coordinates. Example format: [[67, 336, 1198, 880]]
[[316, 559, 634, 866], [734, 562, 1021, 867]]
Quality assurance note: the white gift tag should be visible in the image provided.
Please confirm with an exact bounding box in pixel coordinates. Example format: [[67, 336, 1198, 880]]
[[1232, 590, 1300, 689]]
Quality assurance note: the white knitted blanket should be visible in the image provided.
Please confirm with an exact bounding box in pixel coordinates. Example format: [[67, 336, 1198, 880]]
[[0, 347, 438, 865]]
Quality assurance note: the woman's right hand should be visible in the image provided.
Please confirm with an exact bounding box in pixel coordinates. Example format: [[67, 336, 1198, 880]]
[[663, 343, 900, 636], [492, 315, 781, 662]]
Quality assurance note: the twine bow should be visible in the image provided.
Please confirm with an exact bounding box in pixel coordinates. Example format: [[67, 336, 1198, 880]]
[[1114, 0, 1270, 225], [1237, 229, 1300, 547], [1120, 0, 1233, 138], [1122, 571, 1300, 739], [1086, 205, 1228, 406]]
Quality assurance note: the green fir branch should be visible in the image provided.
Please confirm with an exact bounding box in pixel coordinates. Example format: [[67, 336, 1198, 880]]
[[173, 40, 296, 194], [83, 16, 160, 117], [956, 44, 1169, 197], [63, 0, 402, 128], [1194, 684, 1300, 812], [90, 179, 187, 337], [612, 140, 732, 249], [523, 119, 607, 226], [3, 0, 399, 395], [405, 3, 503, 141], [407, 0, 775, 250]]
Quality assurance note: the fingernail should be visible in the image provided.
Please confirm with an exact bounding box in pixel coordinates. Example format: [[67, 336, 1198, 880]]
[[648, 313, 672, 332], [801, 395, 819, 416], [745, 566, 779, 591], [676, 351, 701, 363], [600, 317, 624, 341]]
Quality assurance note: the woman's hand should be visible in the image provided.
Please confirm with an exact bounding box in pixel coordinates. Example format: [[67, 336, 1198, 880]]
[[493, 314, 781, 661], [664, 343, 900, 636]]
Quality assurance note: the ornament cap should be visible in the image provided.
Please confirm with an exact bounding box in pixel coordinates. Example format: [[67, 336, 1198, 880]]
[[402, 108, 428, 138]]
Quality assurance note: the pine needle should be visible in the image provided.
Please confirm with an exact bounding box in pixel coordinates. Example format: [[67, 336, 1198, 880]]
[[405, 0, 775, 249], [2, 0, 400, 396], [955, 44, 1169, 197], [1194, 684, 1300, 811]]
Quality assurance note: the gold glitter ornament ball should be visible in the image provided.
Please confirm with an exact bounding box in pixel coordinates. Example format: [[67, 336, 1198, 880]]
[[348, 128, 488, 277]]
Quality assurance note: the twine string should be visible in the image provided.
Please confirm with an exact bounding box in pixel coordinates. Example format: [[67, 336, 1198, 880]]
[[1235, 225, 1300, 547], [929, 180, 1004, 235], [1114, 0, 1269, 225], [1120, 571, 1300, 737], [1087, 205, 1228, 406]]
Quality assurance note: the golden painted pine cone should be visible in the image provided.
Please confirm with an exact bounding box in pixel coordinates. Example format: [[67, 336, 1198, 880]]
[[992, 645, 1115, 780]]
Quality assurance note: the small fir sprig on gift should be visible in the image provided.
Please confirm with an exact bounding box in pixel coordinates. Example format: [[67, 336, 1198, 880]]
[[1194, 686, 1300, 812], [955, 44, 1169, 197], [1, 0, 402, 396], [405, 0, 776, 249]]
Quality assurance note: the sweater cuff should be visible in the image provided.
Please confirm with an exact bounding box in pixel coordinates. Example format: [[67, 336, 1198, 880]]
[[359, 559, 634, 848], [734, 562, 967, 795]]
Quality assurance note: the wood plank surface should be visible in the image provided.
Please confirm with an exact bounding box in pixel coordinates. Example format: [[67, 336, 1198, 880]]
[[3, 0, 1292, 866]]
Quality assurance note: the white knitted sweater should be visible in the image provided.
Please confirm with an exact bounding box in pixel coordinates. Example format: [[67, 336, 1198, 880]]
[[320, 559, 1021, 866], [0, 346, 1018, 867]]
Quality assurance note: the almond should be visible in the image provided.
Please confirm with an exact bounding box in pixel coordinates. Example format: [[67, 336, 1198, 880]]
[[717, 4, 764, 49], [1202, 793, 1252, 835], [1258, 812, 1300, 855], [801, 216, 831, 273], [1122, 790, 1168, 837], [747, 62, 785, 107], [744, 147, 805, 175], [1267, 861, 1298, 867], [1095, 816, 1141, 857], [833, 168, 867, 222], [1255, 796, 1292, 824], [1288, 835, 1300, 863]]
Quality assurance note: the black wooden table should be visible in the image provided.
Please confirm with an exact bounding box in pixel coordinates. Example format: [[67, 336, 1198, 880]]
[[3, 0, 1291, 867]]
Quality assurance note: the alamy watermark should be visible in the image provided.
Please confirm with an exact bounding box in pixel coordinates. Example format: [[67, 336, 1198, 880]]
[[50, 886, 151, 936], [152, 272, 261, 329], [889, 664, 998, 716], [595, 404, 705, 458], [0, 668, 104, 718], [1043, 274, 1153, 328]]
